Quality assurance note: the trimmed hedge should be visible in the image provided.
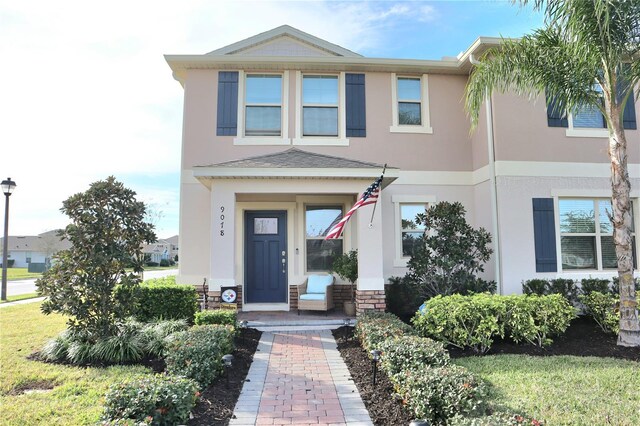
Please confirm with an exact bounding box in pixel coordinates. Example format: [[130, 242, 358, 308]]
[[102, 374, 199, 425], [354, 311, 414, 353], [195, 310, 237, 326], [378, 335, 449, 376], [116, 277, 198, 323], [578, 291, 620, 334], [412, 293, 507, 353], [504, 294, 576, 347], [413, 293, 577, 352], [165, 325, 235, 387]]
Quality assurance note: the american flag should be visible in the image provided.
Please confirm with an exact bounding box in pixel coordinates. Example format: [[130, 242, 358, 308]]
[[324, 175, 383, 240]]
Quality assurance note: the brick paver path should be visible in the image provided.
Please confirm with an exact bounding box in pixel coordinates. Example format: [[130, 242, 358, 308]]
[[230, 330, 372, 426]]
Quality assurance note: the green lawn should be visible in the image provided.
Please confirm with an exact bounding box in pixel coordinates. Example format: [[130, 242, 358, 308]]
[[0, 303, 150, 425], [454, 354, 640, 425], [3, 268, 42, 280], [0, 293, 40, 303]]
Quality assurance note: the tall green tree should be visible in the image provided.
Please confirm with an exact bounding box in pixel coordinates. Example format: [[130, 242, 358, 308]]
[[465, 0, 640, 346], [37, 177, 156, 339]]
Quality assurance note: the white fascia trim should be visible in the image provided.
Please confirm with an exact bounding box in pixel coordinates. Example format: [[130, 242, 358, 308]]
[[234, 137, 292, 146], [292, 138, 349, 146], [495, 161, 640, 178], [472, 165, 491, 184], [551, 189, 640, 198], [181, 169, 200, 184], [193, 167, 401, 179]]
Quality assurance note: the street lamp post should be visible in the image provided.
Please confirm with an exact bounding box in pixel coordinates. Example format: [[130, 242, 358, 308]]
[[1, 177, 17, 301]]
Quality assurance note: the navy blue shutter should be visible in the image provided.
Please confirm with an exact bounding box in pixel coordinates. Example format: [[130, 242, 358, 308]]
[[532, 198, 558, 272], [345, 73, 366, 137], [546, 93, 568, 128], [216, 71, 238, 136], [622, 89, 637, 130]]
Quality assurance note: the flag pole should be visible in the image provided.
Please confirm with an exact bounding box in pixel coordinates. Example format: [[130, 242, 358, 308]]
[[368, 164, 386, 228]]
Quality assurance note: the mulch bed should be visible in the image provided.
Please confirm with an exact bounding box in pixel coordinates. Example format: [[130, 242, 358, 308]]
[[447, 316, 640, 361], [332, 326, 414, 426], [188, 327, 262, 426], [333, 317, 640, 426]]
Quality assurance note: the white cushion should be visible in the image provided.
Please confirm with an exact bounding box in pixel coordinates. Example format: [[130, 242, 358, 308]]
[[306, 275, 333, 294], [299, 293, 326, 301]]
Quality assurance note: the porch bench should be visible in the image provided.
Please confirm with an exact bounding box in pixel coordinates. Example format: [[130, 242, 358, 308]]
[[297, 275, 335, 314]]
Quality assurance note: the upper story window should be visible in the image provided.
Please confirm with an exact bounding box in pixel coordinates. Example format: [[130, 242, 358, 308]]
[[302, 75, 339, 137], [390, 73, 433, 134], [559, 198, 637, 270], [245, 74, 282, 136], [400, 204, 427, 257], [397, 78, 422, 125]]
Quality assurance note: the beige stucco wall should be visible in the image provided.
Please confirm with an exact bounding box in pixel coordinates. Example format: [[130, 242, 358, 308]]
[[491, 92, 640, 164]]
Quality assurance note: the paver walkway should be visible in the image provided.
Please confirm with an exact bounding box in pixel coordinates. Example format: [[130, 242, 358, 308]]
[[230, 330, 373, 426]]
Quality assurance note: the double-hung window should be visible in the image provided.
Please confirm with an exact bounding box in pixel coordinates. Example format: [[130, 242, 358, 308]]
[[559, 198, 637, 270], [390, 73, 432, 133], [302, 75, 339, 137], [305, 205, 344, 272], [244, 74, 282, 136]]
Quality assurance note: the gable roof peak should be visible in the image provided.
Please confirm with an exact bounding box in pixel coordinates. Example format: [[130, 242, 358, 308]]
[[207, 25, 362, 58]]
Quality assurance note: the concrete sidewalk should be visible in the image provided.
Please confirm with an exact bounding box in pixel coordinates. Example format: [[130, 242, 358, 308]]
[[230, 330, 373, 426]]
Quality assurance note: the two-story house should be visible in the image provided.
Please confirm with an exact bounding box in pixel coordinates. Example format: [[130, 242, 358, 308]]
[[165, 25, 639, 313]]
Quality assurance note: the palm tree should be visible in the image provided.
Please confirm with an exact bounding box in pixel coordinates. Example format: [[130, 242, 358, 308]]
[[465, 0, 640, 346]]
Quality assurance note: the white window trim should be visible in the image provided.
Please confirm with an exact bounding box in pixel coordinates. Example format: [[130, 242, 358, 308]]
[[390, 73, 433, 134], [233, 70, 291, 146], [553, 196, 638, 273], [392, 194, 437, 267], [565, 113, 609, 138], [293, 71, 349, 146]]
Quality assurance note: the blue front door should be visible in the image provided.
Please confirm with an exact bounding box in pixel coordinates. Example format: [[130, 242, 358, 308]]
[[245, 211, 287, 303]]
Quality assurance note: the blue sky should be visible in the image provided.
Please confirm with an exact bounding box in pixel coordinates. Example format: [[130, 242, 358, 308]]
[[0, 1, 542, 238]]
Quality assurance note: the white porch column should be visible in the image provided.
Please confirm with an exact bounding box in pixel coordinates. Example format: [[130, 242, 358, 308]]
[[355, 204, 386, 314], [210, 183, 236, 297]]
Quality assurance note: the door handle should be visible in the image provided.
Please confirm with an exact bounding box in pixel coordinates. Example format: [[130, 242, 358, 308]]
[[281, 257, 286, 273]]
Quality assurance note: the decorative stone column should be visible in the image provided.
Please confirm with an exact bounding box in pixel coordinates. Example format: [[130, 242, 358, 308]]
[[355, 202, 386, 315]]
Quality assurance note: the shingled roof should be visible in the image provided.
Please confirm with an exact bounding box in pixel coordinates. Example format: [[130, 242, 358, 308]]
[[198, 148, 388, 170]]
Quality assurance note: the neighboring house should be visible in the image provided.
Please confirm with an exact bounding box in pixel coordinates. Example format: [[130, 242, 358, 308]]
[[165, 25, 639, 313], [143, 235, 179, 264], [0, 230, 70, 269]]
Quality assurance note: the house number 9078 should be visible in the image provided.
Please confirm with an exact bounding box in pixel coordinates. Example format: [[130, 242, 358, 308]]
[[219, 206, 225, 236]]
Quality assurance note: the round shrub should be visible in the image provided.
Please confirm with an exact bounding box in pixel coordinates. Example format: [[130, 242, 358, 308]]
[[139, 319, 189, 358], [578, 291, 620, 334], [194, 310, 238, 326], [116, 277, 198, 323], [397, 364, 488, 424], [413, 293, 507, 353], [378, 335, 449, 376], [164, 325, 235, 387], [504, 294, 577, 347], [355, 311, 414, 352], [102, 374, 199, 426]]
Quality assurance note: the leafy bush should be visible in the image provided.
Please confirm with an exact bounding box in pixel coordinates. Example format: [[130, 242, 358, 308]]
[[102, 374, 199, 425], [355, 311, 414, 353], [396, 364, 488, 424], [404, 202, 494, 299], [145, 262, 159, 267], [412, 293, 507, 353], [580, 278, 611, 295], [159, 259, 170, 267], [165, 325, 235, 387], [385, 276, 424, 320], [378, 335, 449, 376], [578, 291, 620, 334], [548, 278, 579, 304], [194, 310, 238, 326], [504, 294, 577, 347], [116, 277, 198, 323], [522, 279, 548, 296], [92, 322, 145, 364], [330, 249, 358, 301]]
